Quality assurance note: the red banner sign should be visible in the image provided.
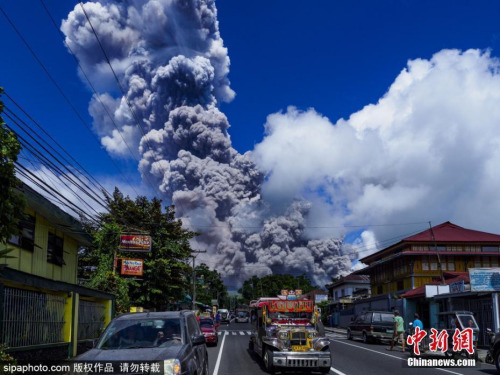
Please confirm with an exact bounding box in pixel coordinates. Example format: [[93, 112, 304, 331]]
[[121, 259, 144, 276], [268, 300, 313, 312], [120, 235, 152, 252]]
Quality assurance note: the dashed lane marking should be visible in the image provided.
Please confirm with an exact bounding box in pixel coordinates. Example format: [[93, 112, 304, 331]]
[[239, 331, 245, 335], [330, 367, 346, 375]]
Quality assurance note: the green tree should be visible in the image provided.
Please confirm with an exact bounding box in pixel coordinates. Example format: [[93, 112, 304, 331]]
[[193, 263, 228, 308], [0, 88, 25, 245], [81, 188, 198, 312], [238, 273, 316, 303]]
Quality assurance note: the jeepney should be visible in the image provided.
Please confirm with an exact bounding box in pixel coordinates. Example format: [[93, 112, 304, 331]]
[[248, 296, 331, 374]]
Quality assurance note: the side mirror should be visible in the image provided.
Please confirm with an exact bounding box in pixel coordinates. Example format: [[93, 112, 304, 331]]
[[87, 339, 97, 349], [192, 334, 206, 346]]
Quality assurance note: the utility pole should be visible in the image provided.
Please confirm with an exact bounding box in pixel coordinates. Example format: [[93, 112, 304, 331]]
[[429, 221, 446, 285], [191, 250, 207, 311]]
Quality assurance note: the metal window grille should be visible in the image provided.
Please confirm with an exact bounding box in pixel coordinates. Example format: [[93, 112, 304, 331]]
[[78, 300, 106, 340], [2, 287, 66, 347]]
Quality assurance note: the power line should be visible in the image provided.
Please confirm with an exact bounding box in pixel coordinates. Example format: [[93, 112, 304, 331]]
[[4, 109, 108, 211], [0, 5, 142, 198]]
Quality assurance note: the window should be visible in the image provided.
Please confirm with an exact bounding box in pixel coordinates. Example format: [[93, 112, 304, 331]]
[[186, 315, 200, 337], [341, 289, 345, 297], [8, 215, 35, 251], [430, 261, 438, 270], [482, 246, 499, 252], [47, 232, 64, 266], [397, 280, 404, 291], [422, 258, 429, 271]]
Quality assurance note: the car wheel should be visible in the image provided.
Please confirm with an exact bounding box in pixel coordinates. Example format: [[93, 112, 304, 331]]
[[249, 339, 254, 352], [495, 349, 500, 372], [319, 367, 330, 374], [263, 347, 275, 374], [203, 355, 209, 375], [347, 329, 352, 340], [362, 332, 368, 344]]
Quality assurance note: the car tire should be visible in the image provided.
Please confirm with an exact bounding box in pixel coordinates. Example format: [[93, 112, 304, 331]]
[[319, 367, 330, 374], [495, 349, 500, 372], [347, 329, 352, 340], [362, 332, 368, 344], [263, 347, 275, 374], [249, 339, 254, 352], [202, 355, 209, 375]]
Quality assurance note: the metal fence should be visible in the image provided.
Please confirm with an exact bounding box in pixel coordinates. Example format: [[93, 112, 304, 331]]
[[2, 287, 66, 347], [77, 300, 106, 340]]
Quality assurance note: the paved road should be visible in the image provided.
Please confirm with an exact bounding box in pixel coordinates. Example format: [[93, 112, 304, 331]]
[[206, 323, 498, 375]]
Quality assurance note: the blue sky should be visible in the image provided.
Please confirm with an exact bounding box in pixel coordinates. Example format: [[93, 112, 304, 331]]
[[4, 1, 500, 277], [2, 0, 499, 183]]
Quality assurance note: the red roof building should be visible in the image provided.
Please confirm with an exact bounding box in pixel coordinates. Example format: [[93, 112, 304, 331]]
[[357, 222, 500, 297]]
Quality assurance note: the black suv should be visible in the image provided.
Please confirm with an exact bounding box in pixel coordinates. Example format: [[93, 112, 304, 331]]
[[75, 310, 208, 374], [347, 311, 394, 343]]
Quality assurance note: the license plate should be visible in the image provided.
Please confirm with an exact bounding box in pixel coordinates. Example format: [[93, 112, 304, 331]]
[[387, 330, 393, 334]]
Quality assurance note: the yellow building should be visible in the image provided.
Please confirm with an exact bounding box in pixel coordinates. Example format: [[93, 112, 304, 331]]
[[359, 221, 500, 296], [0, 184, 114, 359]]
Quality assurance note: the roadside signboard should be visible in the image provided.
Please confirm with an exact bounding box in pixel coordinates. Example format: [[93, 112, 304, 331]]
[[449, 280, 465, 293], [315, 294, 328, 303], [119, 235, 152, 252], [469, 268, 500, 292], [121, 259, 144, 276]]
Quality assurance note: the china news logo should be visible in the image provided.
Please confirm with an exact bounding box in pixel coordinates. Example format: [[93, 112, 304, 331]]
[[406, 327, 474, 356]]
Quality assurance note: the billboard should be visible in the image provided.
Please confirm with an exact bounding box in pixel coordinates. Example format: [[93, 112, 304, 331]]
[[121, 259, 144, 276], [119, 235, 152, 252], [315, 294, 328, 303], [469, 268, 500, 292]]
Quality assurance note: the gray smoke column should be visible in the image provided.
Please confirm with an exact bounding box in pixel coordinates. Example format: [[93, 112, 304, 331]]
[[62, 0, 352, 287]]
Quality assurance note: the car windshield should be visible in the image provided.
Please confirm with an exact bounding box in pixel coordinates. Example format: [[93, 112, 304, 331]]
[[457, 314, 479, 330], [98, 318, 183, 349], [270, 312, 312, 320], [237, 312, 248, 317]]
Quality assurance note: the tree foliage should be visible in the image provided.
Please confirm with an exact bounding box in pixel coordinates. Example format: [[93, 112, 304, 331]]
[[238, 274, 316, 303], [0, 88, 26, 245], [80, 188, 198, 313], [193, 263, 228, 308]]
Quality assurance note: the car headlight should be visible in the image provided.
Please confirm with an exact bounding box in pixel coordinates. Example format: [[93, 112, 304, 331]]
[[308, 332, 317, 338], [279, 332, 289, 340], [163, 359, 181, 375]]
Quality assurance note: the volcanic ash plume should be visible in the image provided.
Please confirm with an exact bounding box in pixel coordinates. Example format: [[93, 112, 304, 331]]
[[62, 0, 352, 286]]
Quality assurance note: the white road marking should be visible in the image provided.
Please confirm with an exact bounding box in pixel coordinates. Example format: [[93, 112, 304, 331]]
[[213, 328, 227, 375], [239, 331, 245, 335], [218, 332, 222, 336], [232, 331, 237, 335], [247, 331, 251, 335], [330, 367, 346, 375], [331, 339, 465, 375]]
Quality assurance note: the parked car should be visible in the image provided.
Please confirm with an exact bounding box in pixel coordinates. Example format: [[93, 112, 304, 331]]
[[219, 309, 230, 324], [347, 311, 394, 343], [73, 311, 208, 374], [200, 317, 218, 346]]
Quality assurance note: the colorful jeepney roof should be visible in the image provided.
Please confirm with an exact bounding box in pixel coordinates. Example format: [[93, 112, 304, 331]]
[[250, 298, 314, 312]]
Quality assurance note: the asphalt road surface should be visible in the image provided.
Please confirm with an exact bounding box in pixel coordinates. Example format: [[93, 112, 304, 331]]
[[207, 323, 498, 375]]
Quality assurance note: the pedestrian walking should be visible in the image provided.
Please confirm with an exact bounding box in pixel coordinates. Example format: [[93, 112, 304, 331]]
[[413, 313, 423, 330], [388, 310, 405, 352]]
